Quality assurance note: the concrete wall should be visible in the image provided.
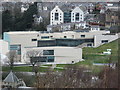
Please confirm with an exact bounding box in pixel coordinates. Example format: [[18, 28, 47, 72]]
[[0, 40, 9, 55], [94, 34, 118, 47], [39, 30, 110, 39], [3, 31, 39, 63], [24, 47, 82, 64]]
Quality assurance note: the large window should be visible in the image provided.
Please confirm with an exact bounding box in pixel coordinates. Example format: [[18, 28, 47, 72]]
[[10, 45, 21, 55], [55, 13, 59, 20], [43, 50, 54, 55], [101, 40, 108, 43], [41, 36, 49, 39], [30, 56, 54, 62], [47, 56, 54, 62], [75, 13, 79, 21]]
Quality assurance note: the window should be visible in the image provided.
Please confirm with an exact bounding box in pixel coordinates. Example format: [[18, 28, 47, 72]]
[[43, 50, 54, 55], [64, 36, 67, 38], [50, 36, 53, 38], [81, 35, 85, 37], [101, 40, 108, 43], [10, 45, 21, 55], [47, 56, 54, 62], [55, 13, 59, 20], [32, 39, 37, 41], [87, 44, 92, 47], [41, 36, 49, 39], [75, 13, 79, 21]]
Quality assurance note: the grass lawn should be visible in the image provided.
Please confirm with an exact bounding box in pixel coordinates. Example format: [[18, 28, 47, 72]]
[[2, 66, 51, 72]]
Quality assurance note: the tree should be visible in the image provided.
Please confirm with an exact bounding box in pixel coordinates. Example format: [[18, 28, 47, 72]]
[[26, 50, 42, 69], [98, 66, 118, 88], [33, 22, 47, 31], [34, 66, 98, 88], [6, 50, 17, 70], [2, 10, 13, 33]]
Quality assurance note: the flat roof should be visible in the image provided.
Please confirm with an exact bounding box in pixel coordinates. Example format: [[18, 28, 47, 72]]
[[25, 46, 81, 49], [5, 31, 39, 34]]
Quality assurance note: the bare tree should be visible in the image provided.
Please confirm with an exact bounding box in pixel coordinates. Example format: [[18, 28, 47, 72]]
[[34, 65, 97, 88], [26, 50, 42, 68], [6, 50, 17, 70], [98, 66, 118, 88]]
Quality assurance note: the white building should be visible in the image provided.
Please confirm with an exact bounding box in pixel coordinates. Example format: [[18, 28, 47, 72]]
[[94, 34, 118, 47], [71, 6, 84, 22], [3, 31, 39, 63], [0, 40, 9, 65], [3, 30, 118, 63], [25, 46, 82, 64], [50, 6, 64, 25], [50, 5, 86, 25], [21, 4, 29, 13], [0, 40, 9, 55], [34, 15, 43, 25]]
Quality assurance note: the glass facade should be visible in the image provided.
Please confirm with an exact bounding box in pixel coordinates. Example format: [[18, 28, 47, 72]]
[[56, 39, 94, 47], [38, 40, 56, 47], [30, 56, 54, 62], [64, 11, 71, 23], [38, 39, 94, 47], [43, 50, 54, 55], [10, 45, 21, 55]]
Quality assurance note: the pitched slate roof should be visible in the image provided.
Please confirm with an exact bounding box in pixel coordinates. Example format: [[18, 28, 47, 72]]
[[4, 71, 19, 83]]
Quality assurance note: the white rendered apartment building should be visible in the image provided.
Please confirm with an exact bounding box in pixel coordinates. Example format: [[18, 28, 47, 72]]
[[71, 6, 84, 22], [50, 6, 64, 25], [50, 5, 86, 25]]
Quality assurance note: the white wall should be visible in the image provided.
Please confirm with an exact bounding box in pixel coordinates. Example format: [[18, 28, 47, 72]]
[[71, 7, 84, 22], [0, 40, 9, 55], [4, 32, 39, 63], [54, 47, 82, 64], [50, 6, 64, 25], [94, 34, 118, 47], [24, 47, 82, 64]]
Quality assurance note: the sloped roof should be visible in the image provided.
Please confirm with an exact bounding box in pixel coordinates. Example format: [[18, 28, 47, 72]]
[[60, 4, 72, 12], [79, 6, 87, 12], [4, 71, 19, 83]]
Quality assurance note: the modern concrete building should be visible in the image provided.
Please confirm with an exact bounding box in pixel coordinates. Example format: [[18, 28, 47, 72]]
[[0, 40, 9, 55], [3, 30, 118, 63], [3, 31, 39, 63], [25, 46, 82, 64], [94, 33, 118, 47]]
